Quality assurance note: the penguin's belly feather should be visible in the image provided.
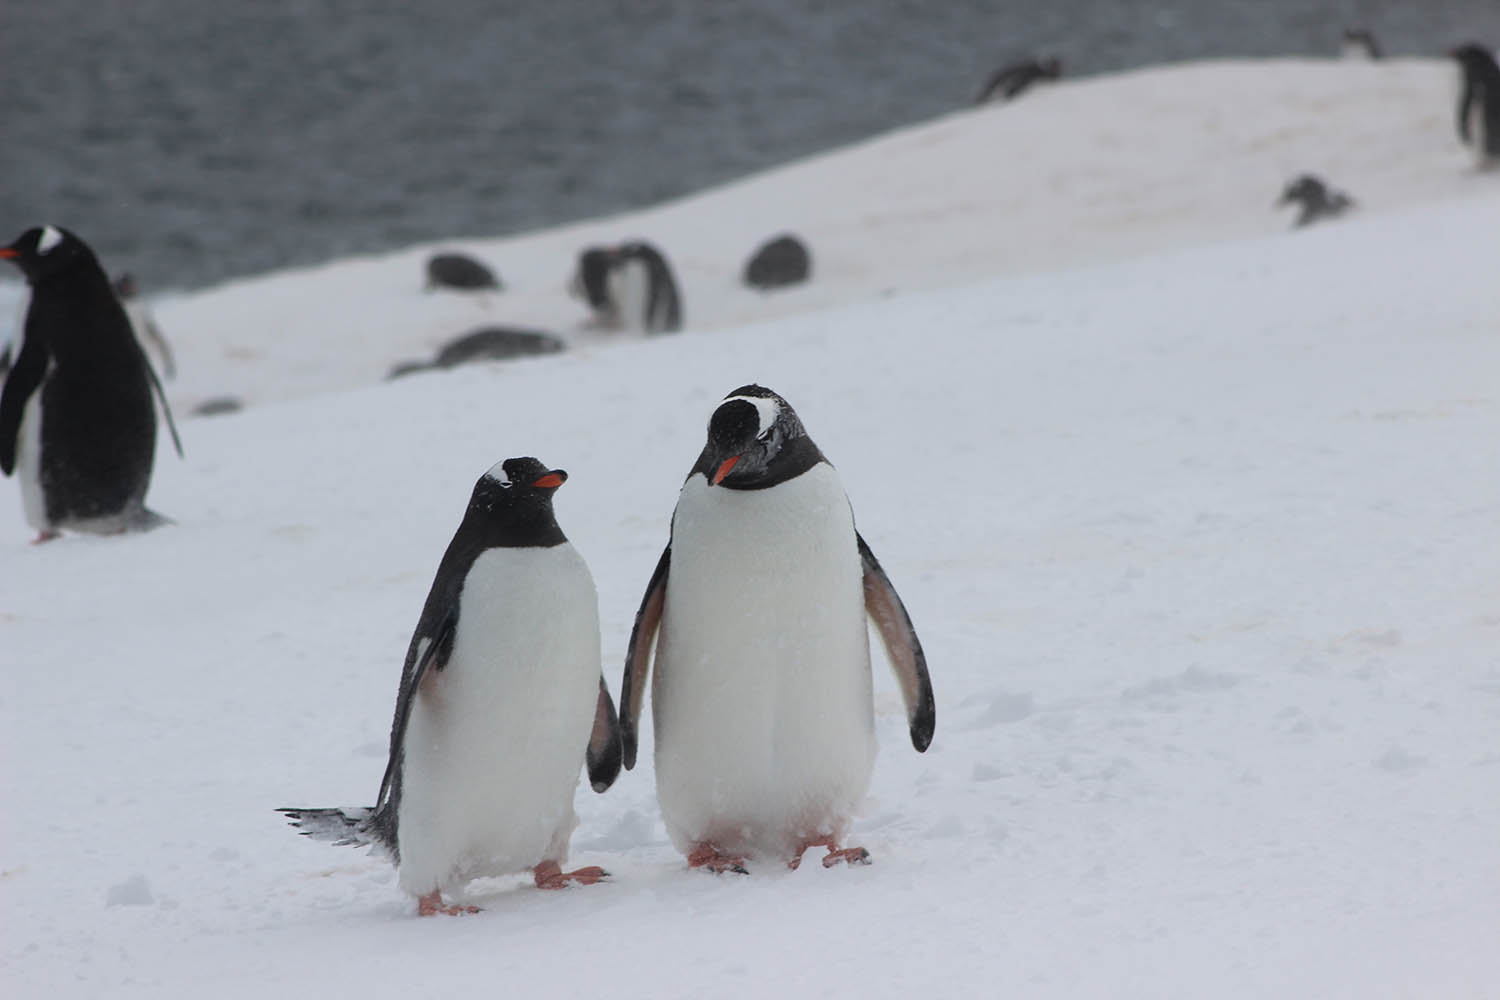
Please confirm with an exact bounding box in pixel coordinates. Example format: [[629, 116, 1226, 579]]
[[654, 465, 875, 859], [396, 544, 600, 896], [16, 382, 46, 532]]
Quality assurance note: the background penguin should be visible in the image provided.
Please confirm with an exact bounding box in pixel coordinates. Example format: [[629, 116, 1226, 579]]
[[975, 57, 1062, 104], [619, 385, 935, 874], [386, 326, 565, 379], [0, 225, 182, 542], [113, 272, 176, 379], [1276, 174, 1355, 228], [424, 251, 502, 291], [1341, 28, 1383, 60], [568, 241, 683, 334], [280, 458, 622, 916], [743, 234, 812, 290], [1449, 43, 1500, 167]]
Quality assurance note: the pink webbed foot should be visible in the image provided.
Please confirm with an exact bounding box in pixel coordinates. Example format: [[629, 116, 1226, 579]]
[[533, 860, 610, 890], [788, 838, 871, 870], [416, 890, 480, 917], [32, 530, 60, 545], [686, 843, 749, 875]]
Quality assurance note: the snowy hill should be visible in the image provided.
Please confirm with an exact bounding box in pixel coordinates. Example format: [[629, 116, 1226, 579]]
[[2, 59, 1498, 998]]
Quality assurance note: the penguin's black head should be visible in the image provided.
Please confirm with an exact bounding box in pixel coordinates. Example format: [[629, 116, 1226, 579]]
[[0, 225, 97, 284], [694, 384, 823, 490], [465, 457, 569, 547], [1449, 43, 1500, 77], [575, 247, 617, 308]]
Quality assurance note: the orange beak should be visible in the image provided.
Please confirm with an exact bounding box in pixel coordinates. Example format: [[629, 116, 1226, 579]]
[[711, 456, 740, 485], [0, 248, 17, 259], [531, 472, 566, 489]]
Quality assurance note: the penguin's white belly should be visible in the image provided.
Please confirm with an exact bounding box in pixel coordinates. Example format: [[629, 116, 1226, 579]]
[[654, 464, 875, 859], [397, 544, 600, 896], [17, 378, 47, 532], [609, 259, 650, 332]]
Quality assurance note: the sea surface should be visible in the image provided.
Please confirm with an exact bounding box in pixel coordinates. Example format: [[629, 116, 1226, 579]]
[[3, 0, 1496, 291]]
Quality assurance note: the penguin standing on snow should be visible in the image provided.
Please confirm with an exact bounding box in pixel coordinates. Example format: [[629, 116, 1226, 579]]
[[619, 385, 935, 874], [1449, 43, 1500, 166], [0, 226, 182, 542], [281, 458, 622, 916], [569, 241, 682, 334]]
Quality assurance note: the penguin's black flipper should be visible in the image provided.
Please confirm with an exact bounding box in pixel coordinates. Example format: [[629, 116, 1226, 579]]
[[0, 330, 47, 475], [586, 675, 623, 792], [857, 532, 936, 753], [374, 610, 456, 814], [620, 544, 670, 769]]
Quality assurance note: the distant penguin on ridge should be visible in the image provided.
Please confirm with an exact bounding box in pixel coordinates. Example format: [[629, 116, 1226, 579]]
[[619, 385, 935, 874], [113, 272, 176, 379], [1449, 43, 1500, 167], [569, 242, 682, 334], [743, 234, 812, 290], [280, 458, 622, 916], [975, 57, 1062, 104], [1276, 174, 1355, 228], [1341, 28, 1383, 60], [0, 226, 183, 542]]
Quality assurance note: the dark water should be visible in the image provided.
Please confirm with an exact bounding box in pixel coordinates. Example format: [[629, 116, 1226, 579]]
[[3, 0, 1496, 291]]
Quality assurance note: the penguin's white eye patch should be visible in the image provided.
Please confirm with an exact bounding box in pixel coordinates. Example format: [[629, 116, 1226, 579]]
[[485, 461, 512, 486], [37, 226, 63, 255]]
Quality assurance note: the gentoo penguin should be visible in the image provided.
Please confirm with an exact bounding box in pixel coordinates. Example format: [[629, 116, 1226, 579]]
[[113, 273, 176, 380], [1276, 174, 1356, 228], [619, 385, 935, 874], [1341, 28, 1383, 60], [975, 57, 1062, 104], [1450, 44, 1500, 167], [743, 234, 812, 290], [0, 226, 182, 542], [387, 326, 565, 379], [280, 458, 622, 916], [425, 252, 503, 291], [569, 242, 682, 334]]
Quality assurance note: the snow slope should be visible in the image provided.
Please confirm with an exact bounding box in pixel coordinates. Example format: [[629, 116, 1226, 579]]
[[2, 59, 1498, 998]]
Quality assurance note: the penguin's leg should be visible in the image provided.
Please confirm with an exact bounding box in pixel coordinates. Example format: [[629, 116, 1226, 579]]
[[787, 837, 871, 870], [686, 843, 749, 875], [531, 859, 609, 890], [415, 891, 479, 917], [32, 529, 60, 544]]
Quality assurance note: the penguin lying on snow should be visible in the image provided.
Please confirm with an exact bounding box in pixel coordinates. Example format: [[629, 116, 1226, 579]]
[[975, 57, 1062, 104], [1450, 43, 1500, 166], [1276, 174, 1355, 228], [281, 458, 622, 916], [387, 326, 565, 379], [743, 234, 812, 290], [424, 252, 502, 291], [620, 385, 935, 874], [0, 226, 183, 542], [569, 241, 682, 334]]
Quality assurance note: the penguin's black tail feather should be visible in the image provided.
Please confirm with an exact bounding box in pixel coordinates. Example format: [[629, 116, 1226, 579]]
[[277, 806, 391, 858]]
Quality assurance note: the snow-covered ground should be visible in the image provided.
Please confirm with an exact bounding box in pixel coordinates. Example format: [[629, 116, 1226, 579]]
[[2, 59, 1497, 998]]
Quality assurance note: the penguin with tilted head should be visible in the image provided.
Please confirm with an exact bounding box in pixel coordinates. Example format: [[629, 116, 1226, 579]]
[[620, 385, 935, 874], [0, 225, 182, 542], [280, 458, 623, 916], [1450, 43, 1500, 167]]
